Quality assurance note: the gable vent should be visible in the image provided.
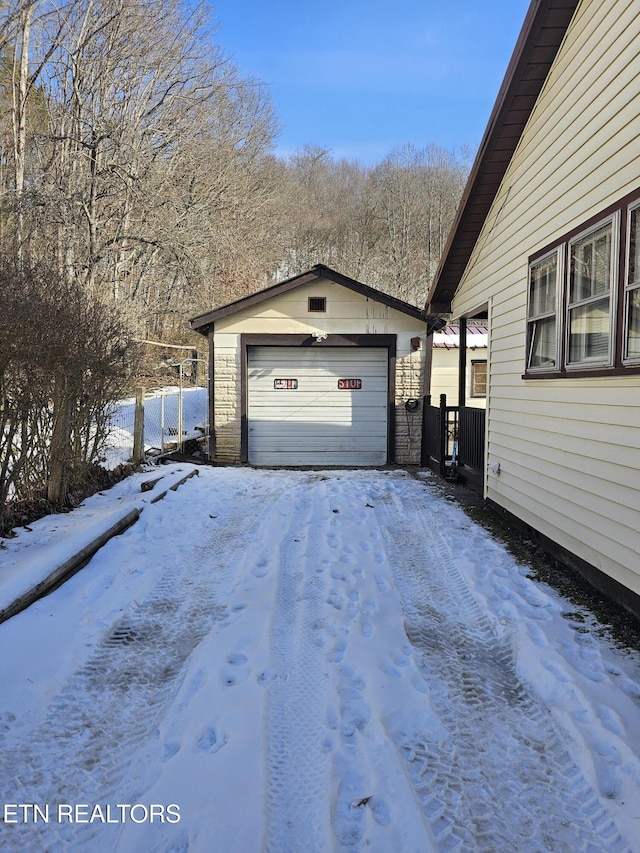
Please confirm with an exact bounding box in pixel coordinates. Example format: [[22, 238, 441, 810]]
[[308, 297, 326, 312]]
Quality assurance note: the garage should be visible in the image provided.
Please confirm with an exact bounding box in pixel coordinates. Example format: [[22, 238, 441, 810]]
[[247, 346, 389, 466], [189, 265, 443, 466]]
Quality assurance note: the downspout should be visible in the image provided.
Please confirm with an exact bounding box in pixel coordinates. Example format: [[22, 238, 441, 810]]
[[458, 316, 467, 407], [423, 327, 434, 398], [208, 327, 216, 459], [483, 298, 493, 500], [422, 316, 447, 467]]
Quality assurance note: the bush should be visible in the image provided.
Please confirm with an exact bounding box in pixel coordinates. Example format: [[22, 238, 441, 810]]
[[0, 255, 136, 530]]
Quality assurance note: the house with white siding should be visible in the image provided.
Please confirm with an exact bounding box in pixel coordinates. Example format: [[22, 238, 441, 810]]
[[426, 0, 640, 615], [190, 265, 443, 467]]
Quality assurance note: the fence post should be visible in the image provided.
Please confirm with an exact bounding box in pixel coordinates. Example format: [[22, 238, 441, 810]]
[[421, 394, 431, 466], [160, 393, 165, 452], [132, 387, 145, 464], [439, 394, 447, 478], [178, 383, 184, 453]]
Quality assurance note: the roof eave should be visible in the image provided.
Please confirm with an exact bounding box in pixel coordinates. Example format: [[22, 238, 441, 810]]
[[426, 0, 580, 313], [189, 264, 430, 332]]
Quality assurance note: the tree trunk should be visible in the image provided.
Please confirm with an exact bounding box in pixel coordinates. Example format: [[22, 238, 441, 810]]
[[12, 1, 33, 266], [47, 380, 73, 507]]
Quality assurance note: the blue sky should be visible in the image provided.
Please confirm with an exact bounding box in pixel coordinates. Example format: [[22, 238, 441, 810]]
[[210, 0, 531, 165]]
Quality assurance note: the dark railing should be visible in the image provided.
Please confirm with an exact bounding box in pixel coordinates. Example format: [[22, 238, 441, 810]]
[[422, 394, 485, 482], [422, 399, 441, 464], [458, 406, 486, 471]]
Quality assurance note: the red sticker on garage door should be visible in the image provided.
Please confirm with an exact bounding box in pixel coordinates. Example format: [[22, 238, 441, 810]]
[[337, 379, 362, 390], [274, 378, 298, 389]]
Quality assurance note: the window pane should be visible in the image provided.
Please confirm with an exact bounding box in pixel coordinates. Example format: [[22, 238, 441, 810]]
[[568, 297, 610, 362], [629, 208, 640, 287], [627, 287, 640, 359], [528, 317, 556, 368], [471, 361, 487, 396], [529, 255, 556, 316], [570, 224, 612, 303]]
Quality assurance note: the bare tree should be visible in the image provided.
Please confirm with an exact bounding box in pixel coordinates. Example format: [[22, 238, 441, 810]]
[[3, 2, 468, 335], [0, 0, 285, 518], [277, 146, 377, 279], [271, 142, 468, 306], [1, 0, 281, 336], [366, 143, 468, 304]]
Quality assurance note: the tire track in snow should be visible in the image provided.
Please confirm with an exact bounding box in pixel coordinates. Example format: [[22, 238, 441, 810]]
[[263, 479, 332, 852], [374, 474, 629, 853], [0, 475, 286, 853], [324, 482, 384, 849]]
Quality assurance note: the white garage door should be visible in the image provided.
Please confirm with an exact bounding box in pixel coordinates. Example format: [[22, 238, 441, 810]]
[[248, 347, 388, 466]]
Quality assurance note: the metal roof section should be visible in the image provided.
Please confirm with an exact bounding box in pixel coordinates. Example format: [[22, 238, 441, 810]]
[[432, 323, 489, 349], [426, 0, 580, 314]]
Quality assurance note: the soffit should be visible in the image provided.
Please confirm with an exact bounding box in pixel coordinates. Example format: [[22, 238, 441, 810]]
[[427, 0, 580, 313]]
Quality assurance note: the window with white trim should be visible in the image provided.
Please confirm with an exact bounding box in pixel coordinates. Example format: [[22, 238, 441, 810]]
[[566, 217, 617, 368], [625, 204, 640, 363], [470, 360, 487, 397], [527, 249, 560, 370]]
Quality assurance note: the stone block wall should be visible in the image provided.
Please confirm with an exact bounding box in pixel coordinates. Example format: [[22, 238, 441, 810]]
[[394, 349, 424, 465], [213, 350, 242, 462]]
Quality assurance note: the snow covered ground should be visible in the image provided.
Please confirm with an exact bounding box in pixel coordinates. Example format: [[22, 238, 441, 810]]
[[0, 466, 639, 852]]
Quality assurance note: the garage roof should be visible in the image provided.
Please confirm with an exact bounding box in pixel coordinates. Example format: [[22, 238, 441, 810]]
[[426, 0, 579, 314], [190, 264, 441, 334]]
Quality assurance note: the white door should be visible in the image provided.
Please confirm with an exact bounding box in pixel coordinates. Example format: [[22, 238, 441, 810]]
[[247, 347, 388, 466]]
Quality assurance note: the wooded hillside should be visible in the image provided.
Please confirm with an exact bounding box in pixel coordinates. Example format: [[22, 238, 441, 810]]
[[0, 0, 467, 517], [1, 0, 467, 334]]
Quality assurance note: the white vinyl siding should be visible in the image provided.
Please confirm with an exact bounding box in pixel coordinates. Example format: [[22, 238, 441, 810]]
[[449, 0, 640, 596], [217, 281, 397, 334], [248, 347, 388, 466]]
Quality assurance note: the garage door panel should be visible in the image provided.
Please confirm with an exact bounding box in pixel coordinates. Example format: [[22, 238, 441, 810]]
[[248, 346, 389, 466], [249, 379, 389, 390], [249, 435, 387, 452], [249, 376, 388, 389], [250, 364, 387, 370], [249, 423, 386, 442], [254, 450, 388, 466], [249, 392, 388, 404], [248, 412, 386, 425], [249, 403, 387, 417], [249, 350, 384, 363], [250, 357, 386, 367]]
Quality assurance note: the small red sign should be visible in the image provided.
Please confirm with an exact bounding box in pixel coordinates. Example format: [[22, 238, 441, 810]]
[[337, 378, 362, 390], [274, 378, 298, 389]]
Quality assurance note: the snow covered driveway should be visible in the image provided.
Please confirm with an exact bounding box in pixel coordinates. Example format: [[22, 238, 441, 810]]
[[1, 467, 640, 852]]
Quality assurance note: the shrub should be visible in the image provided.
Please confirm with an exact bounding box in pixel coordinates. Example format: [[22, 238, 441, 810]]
[[0, 255, 136, 530]]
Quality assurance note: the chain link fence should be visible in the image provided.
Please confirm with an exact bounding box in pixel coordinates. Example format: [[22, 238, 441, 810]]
[[102, 360, 208, 468], [143, 385, 209, 458]]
